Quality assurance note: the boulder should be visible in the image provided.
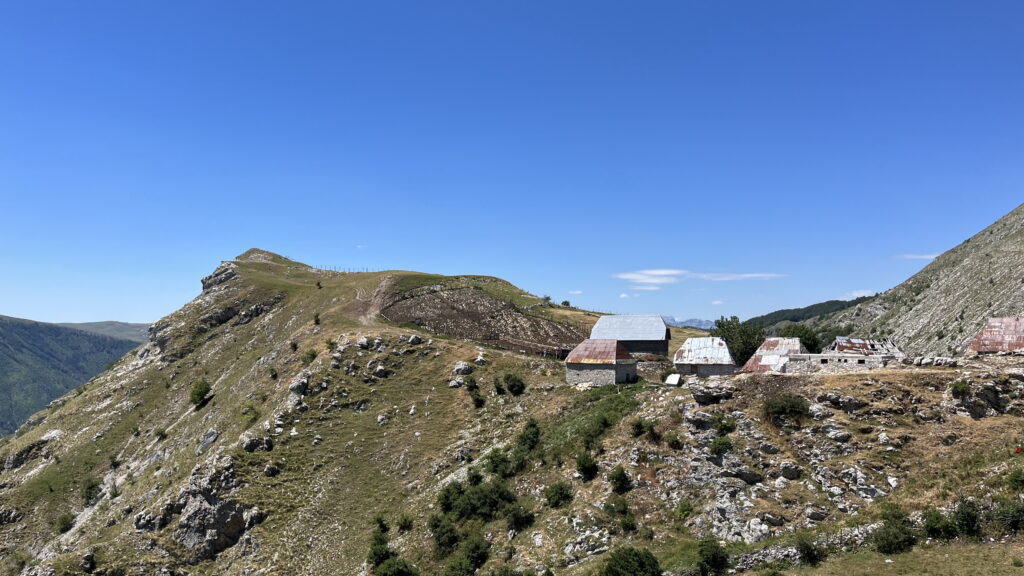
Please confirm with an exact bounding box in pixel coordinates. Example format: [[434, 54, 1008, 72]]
[[779, 461, 803, 480], [452, 361, 474, 375]]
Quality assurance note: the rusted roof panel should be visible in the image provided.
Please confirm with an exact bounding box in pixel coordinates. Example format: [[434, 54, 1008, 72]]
[[741, 338, 808, 373], [968, 317, 1024, 353], [825, 336, 905, 357], [673, 337, 735, 366], [591, 315, 668, 341], [566, 339, 635, 364]]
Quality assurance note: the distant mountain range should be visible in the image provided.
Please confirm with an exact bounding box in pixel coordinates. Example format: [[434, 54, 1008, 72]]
[[0, 315, 142, 435], [662, 316, 715, 330], [55, 320, 149, 343]]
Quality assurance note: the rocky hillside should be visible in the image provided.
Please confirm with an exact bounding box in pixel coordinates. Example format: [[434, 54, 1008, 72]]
[[0, 315, 139, 436], [804, 203, 1024, 356], [1, 249, 1023, 576], [54, 323, 149, 344]]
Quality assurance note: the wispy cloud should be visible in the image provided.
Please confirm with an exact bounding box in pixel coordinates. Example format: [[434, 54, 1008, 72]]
[[615, 269, 785, 284], [895, 254, 938, 260], [619, 293, 631, 299], [845, 289, 875, 299], [711, 300, 724, 305], [568, 290, 583, 295]]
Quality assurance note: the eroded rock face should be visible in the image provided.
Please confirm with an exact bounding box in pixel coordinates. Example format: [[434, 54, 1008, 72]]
[[134, 456, 263, 560], [201, 262, 239, 292], [3, 439, 50, 471]]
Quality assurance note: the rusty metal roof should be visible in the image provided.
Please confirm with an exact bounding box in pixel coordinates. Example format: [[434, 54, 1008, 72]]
[[673, 337, 735, 366], [968, 317, 1024, 353], [590, 315, 668, 341], [825, 336, 905, 357], [565, 339, 635, 364], [742, 338, 808, 373]]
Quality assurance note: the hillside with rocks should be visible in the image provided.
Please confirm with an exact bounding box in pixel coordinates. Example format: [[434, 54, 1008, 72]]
[[794, 203, 1024, 357], [0, 315, 140, 436], [1, 249, 1023, 576]]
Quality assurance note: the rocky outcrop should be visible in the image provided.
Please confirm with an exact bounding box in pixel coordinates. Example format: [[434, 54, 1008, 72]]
[[134, 456, 263, 560]]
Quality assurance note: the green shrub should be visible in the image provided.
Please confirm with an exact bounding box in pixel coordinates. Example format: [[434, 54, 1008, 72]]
[[600, 546, 662, 576], [313, 313, 321, 325], [269, 367, 278, 380], [709, 436, 732, 456], [517, 419, 541, 452], [953, 498, 982, 539], [460, 531, 492, 569], [576, 452, 599, 482], [697, 537, 729, 575], [544, 481, 573, 508], [504, 503, 534, 531], [950, 380, 970, 399], [82, 477, 102, 505], [674, 499, 694, 523], [367, 528, 394, 567], [667, 434, 685, 450], [154, 428, 167, 441], [397, 513, 414, 533], [505, 374, 526, 396], [604, 495, 630, 516], [1008, 469, 1024, 491], [762, 393, 809, 426], [374, 513, 390, 533], [326, 338, 336, 350], [711, 413, 736, 435], [870, 504, 917, 554], [375, 557, 419, 576], [619, 512, 638, 532], [303, 349, 319, 364], [993, 499, 1024, 533], [56, 513, 74, 533], [922, 508, 956, 540], [189, 378, 211, 406], [428, 514, 461, 556], [794, 533, 825, 566], [608, 465, 632, 494], [290, 340, 298, 352], [443, 554, 475, 576]]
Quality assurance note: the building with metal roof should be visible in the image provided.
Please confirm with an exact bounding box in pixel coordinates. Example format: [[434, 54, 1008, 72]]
[[783, 336, 905, 373], [589, 315, 670, 356], [823, 337, 906, 358], [565, 339, 637, 387], [741, 338, 808, 373], [967, 317, 1024, 354], [673, 337, 736, 377]]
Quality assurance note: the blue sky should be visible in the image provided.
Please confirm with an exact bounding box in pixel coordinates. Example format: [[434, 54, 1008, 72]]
[[1, 1, 1022, 323]]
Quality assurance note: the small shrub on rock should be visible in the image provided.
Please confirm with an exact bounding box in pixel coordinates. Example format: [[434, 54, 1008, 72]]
[[709, 436, 732, 456], [697, 537, 729, 575], [870, 504, 917, 554], [953, 498, 982, 539], [608, 465, 632, 494], [544, 481, 573, 508], [576, 452, 599, 482], [794, 533, 825, 566], [189, 378, 211, 406], [922, 507, 956, 540], [600, 546, 662, 576], [762, 393, 809, 426]]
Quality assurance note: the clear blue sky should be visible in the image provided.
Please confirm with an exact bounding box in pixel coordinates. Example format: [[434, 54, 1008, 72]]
[[2, 1, 1022, 324]]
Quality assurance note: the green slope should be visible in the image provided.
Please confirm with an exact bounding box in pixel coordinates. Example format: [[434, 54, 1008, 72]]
[[0, 315, 138, 435], [54, 321, 149, 343]]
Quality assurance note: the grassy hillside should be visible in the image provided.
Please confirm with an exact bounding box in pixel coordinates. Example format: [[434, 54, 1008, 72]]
[[54, 322, 149, 343], [1, 249, 1022, 576], [0, 315, 139, 436]]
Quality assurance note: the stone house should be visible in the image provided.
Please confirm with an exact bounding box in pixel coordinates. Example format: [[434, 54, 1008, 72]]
[[741, 338, 808, 373], [565, 339, 637, 387], [673, 337, 736, 377], [589, 315, 670, 356], [785, 336, 906, 374]]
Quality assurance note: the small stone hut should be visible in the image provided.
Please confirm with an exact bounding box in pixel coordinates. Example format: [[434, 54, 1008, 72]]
[[967, 317, 1024, 354], [786, 336, 906, 373], [673, 337, 736, 377], [565, 339, 637, 387], [589, 315, 670, 356], [741, 338, 808, 373]]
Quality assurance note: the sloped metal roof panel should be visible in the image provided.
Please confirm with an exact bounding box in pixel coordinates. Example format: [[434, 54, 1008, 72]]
[[825, 336, 906, 357], [968, 317, 1024, 353], [590, 315, 668, 341], [566, 339, 635, 364], [742, 337, 808, 373], [673, 337, 735, 365]]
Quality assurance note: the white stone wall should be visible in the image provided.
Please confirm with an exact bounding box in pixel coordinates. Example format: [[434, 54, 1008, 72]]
[[675, 363, 737, 378], [565, 363, 636, 386], [785, 355, 891, 374]]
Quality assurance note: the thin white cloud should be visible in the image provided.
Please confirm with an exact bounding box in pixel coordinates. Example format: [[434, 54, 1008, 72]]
[[711, 300, 724, 305], [895, 254, 938, 260], [615, 269, 785, 284], [568, 290, 583, 295], [631, 285, 661, 291], [619, 293, 630, 299], [845, 290, 875, 299]]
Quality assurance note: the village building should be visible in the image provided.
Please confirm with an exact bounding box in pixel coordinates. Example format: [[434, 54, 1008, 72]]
[[741, 338, 808, 373], [967, 317, 1024, 354], [785, 336, 906, 373], [673, 336, 736, 377], [564, 339, 637, 387], [589, 315, 670, 356]]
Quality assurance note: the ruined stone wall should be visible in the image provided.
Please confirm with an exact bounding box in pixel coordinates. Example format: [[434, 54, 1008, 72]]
[[785, 355, 891, 374], [675, 363, 737, 378]]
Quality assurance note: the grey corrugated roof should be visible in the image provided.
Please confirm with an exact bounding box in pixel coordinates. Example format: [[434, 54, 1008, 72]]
[[673, 337, 735, 365], [590, 315, 668, 341]]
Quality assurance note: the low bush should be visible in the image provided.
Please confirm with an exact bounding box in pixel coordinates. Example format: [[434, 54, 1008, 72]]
[[697, 537, 729, 575], [794, 533, 825, 566], [711, 413, 736, 435], [870, 504, 917, 554], [189, 378, 211, 406], [709, 436, 732, 456], [950, 379, 970, 399], [543, 481, 573, 508], [762, 393, 809, 425], [1008, 468, 1024, 491], [953, 498, 982, 539], [303, 349, 319, 364], [993, 499, 1024, 533], [56, 513, 74, 533], [428, 514, 461, 556], [504, 374, 526, 396], [576, 452, 599, 482], [922, 507, 957, 540], [600, 546, 662, 576], [608, 465, 632, 494]]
